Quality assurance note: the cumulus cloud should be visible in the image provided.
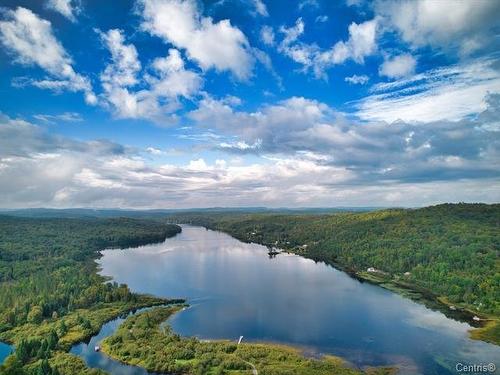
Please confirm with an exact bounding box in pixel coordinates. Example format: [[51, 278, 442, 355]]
[[376, 0, 500, 55], [251, 0, 268, 17], [323, 19, 378, 64], [0, 113, 498, 208], [138, 0, 254, 80], [379, 53, 416, 79], [358, 58, 500, 122], [0, 7, 96, 104], [260, 25, 275, 46], [46, 0, 80, 22], [277, 18, 378, 79], [188, 93, 500, 187], [345, 74, 369, 85], [100, 29, 142, 88], [98, 29, 202, 121]]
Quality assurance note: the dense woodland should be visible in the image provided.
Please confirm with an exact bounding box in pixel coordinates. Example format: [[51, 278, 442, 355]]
[[171, 204, 500, 316], [0, 216, 181, 375]]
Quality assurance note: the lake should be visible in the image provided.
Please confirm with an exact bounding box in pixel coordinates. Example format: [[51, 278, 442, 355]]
[[94, 225, 499, 375]]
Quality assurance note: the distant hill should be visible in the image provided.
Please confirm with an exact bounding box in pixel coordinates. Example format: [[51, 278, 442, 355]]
[[0, 206, 381, 219]]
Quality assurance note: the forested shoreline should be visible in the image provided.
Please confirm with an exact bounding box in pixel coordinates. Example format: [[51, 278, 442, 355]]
[[169, 203, 500, 343], [0, 216, 182, 375]]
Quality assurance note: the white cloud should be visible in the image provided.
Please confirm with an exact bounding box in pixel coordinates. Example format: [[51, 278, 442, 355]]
[[33, 112, 83, 124], [376, 0, 500, 55], [188, 93, 500, 189], [298, 0, 319, 10], [147, 48, 202, 98], [324, 19, 378, 65], [138, 0, 254, 80], [0, 114, 498, 208], [0, 7, 96, 104], [346, 0, 364, 6], [358, 59, 500, 123], [251, 0, 268, 17], [277, 18, 378, 79], [46, 0, 80, 22], [146, 147, 163, 155], [345, 74, 369, 85], [280, 18, 305, 46], [260, 25, 275, 46], [100, 29, 142, 88], [99, 29, 202, 121], [315, 15, 328, 23], [277, 19, 318, 75], [219, 139, 262, 151], [379, 53, 416, 79]]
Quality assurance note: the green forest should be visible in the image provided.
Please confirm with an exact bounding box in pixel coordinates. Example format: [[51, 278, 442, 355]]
[[0, 203, 498, 374], [171, 203, 500, 342], [0, 215, 181, 375]]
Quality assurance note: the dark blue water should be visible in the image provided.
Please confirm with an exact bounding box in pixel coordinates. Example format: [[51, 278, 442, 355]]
[[92, 225, 499, 374]]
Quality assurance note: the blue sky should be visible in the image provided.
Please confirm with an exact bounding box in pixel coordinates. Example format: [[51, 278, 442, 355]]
[[0, 0, 499, 208]]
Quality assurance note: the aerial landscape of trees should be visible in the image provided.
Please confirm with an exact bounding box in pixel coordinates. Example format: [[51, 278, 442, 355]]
[[0, 203, 498, 374], [0, 216, 181, 374]]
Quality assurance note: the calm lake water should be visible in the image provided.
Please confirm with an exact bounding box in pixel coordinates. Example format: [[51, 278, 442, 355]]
[[94, 225, 499, 375]]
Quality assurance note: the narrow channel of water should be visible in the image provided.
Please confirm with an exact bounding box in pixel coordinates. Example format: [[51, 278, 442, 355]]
[[69, 308, 162, 375]]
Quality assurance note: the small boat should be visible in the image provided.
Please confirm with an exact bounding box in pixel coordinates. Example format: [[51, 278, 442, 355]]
[[472, 316, 481, 322], [449, 305, 456, 310], [94, 345, 101, 352]]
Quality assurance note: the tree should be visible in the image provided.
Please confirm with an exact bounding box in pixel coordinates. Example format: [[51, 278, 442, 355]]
[[27, 306, 43, 324]]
